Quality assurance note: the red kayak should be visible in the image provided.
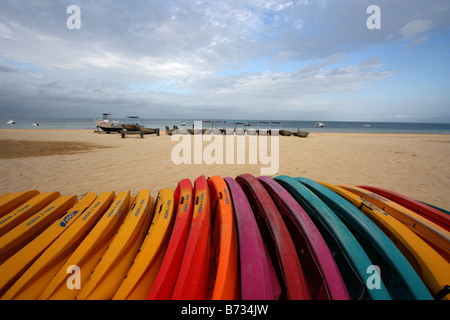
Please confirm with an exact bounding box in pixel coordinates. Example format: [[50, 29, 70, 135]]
[[147, 179, 194, 300], [236, 174, 311, 300], [171, 176, 211, 300], [360, 185, 450, 231], [258, 176, 350, 300]]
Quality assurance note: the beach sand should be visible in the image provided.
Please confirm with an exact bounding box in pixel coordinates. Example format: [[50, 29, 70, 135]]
[[1, 129, 449, 209]]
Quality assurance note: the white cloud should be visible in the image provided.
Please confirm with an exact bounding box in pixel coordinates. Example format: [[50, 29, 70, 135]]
[[0, 0, 449, 120], [399, 19, 433, 40], [81, 52, 124, 69], [404, 36, 429, 47], [389, 114, 441, 120], [0, 22, 12, 39]]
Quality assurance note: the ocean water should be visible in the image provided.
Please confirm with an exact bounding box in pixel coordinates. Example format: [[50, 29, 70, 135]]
[[2, 117, 450, 134]]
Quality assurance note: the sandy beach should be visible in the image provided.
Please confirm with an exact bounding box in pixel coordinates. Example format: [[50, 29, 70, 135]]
[[1, 129, 449, 209]]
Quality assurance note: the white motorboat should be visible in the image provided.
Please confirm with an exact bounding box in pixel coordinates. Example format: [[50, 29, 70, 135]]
[[6, 120, 15, 125], [314, 122, 324, 127], [95, 113, 123, 133]]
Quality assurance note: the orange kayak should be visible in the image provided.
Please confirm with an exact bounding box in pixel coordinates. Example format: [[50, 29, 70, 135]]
[[172, 175, 211, 300], [38, 191, 131, 300], [207, 175, 239, 300], [343, 185, 450, 263], [0, 192, 60, 237], [0, 193, 96, 297], [113, 188, 175, 300], [148, 179, 194, 300], [360, 185, 450, 231], [76, 190, 154, 300], [0, 191, 40, 218], [2, 191, 115, 300], [0, 195, 78, 263]]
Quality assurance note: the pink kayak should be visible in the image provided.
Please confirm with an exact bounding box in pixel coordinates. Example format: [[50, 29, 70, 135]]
[[258, 176, 350, 300], [236, 174, 311, 300], [224, 177, 281, 300]]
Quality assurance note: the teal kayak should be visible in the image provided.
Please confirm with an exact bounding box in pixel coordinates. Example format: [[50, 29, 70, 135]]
[[297, 177, 433, 300], [274, 175, 391, 300]]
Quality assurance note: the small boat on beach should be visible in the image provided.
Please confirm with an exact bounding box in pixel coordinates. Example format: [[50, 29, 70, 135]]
[[139, 127, 160, 135], [165, 126, 176, 135], [280, 130, 293, 136], [95, 113, 123, 133], [203, 120, 226, 135], [122, 116, 142, 132], [258, 121, 281, 135], [294, 129, 309, 138], [270, 121, 281, 136], [245, 122, 259, 135], [121, 116, 160, 138], [233, 122, 246, 135]]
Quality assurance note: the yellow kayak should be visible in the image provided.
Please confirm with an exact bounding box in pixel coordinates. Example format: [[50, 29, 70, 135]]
[[0, 195, 78, 263], [341, 185, 450, 263], [0, 192, 60, 237], [76, 190, 154, 300], [0, 193, 96, 297], [113, 188, 175, 300], [322, 182, 450, 300], [1, 191, 115, 300], [39, 191, 131, 300], [0, 190, 40, 218]]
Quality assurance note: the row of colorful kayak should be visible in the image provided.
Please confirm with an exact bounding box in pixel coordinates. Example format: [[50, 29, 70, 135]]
[[0, 174, 448, 300]]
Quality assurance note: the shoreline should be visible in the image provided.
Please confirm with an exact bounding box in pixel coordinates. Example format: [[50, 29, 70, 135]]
[[0, 128, 450, 140], [2, 127, 450, 135], [1, 129, 449, 209]]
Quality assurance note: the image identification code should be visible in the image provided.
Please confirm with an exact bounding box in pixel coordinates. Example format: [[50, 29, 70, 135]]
[[181, 304, 269, 317], [225, 304, 269, 316]]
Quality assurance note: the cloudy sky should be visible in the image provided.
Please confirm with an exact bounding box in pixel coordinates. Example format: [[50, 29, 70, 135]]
[[1, 0, 449, 122]]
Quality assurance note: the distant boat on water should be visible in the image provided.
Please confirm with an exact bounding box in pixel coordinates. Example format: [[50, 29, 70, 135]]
[[362, 123, 371, 128], [314, 122, 324, 127], [6, 120, 15, 125], [32, 122, 40, 126]]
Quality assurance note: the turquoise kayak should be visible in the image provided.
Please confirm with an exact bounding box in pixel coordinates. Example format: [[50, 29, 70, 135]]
[[297, 177, 433, 300], [274, 175, 391, 300]]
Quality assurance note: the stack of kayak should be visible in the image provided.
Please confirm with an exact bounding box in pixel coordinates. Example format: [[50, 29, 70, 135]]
[[0, 174, 448, 300]]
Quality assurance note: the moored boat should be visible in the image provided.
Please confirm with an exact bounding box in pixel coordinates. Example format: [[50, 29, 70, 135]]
[[294, 129, 309, 138], [122, 116, 142, 132], [95, 113, 122, 133], [280, 130, 293, 136]]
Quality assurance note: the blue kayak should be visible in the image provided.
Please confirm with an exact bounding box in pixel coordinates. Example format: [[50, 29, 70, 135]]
[[296, 177, 432, 300], [274, 175, 391, 300]]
